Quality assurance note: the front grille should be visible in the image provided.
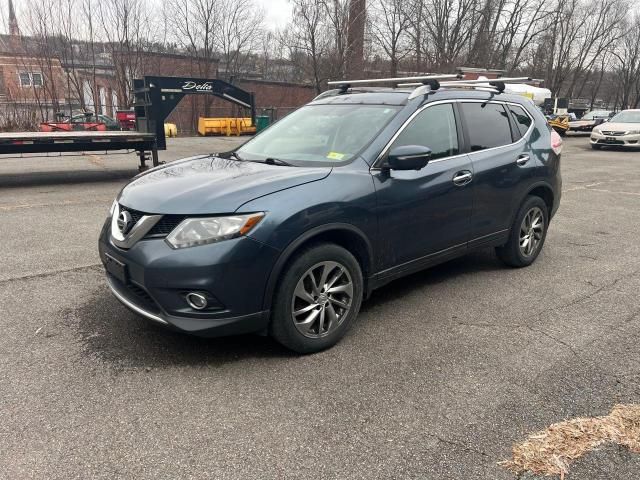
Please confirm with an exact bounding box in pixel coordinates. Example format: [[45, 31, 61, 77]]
[[120, 205, 145, 224], [601, 131, 626, 136], [145, 215, 186, 238], [119, 204, 184, 239]]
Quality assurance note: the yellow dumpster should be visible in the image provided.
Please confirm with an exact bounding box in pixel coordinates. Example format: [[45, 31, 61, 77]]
[[198, 117, 257, 136], [164, 123, 178, 137]]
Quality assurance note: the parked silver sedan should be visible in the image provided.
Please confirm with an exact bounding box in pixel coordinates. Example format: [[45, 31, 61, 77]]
[[590, 109, 640, 149]]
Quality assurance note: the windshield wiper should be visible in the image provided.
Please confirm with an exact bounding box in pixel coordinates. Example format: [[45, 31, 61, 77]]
[[228, 151, 245, 161], [264, 157, 294, 166]]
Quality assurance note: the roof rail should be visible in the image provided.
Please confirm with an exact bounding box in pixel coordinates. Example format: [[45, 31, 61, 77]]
[[323, 75, 541, 102], [399, 77, 535, 88], [327, 73, 462, 87], [398, 77, 537, 99]]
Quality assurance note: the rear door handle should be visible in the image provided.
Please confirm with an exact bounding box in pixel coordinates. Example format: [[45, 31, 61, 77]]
[[452, 170, 472, 186], [516, 154, 530, 166]]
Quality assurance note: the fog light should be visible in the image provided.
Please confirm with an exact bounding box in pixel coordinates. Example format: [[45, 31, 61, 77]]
[[185, 292, 208, 310]]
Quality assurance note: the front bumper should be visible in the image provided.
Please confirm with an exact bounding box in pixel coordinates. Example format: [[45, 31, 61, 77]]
[[569, 122, 596, 132], [590, 131, 640, 147], [98, 220, 280, 337]]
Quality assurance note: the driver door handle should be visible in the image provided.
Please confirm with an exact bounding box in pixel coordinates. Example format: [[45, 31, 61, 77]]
[[452, 170, 472, 186], [516, 154, 530, 166]]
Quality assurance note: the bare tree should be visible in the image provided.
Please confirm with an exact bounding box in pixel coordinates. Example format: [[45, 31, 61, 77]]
[[96, 0, 153, 109], [369, 0, 412, 76], [164, 0, 221, 121], [21, 0, 63, 120], [164, 0, 219, 78], [416, 0, 479, 71], [284, 0, 330, 93], [215, 0, 264, 81], [612, 16, 640, 108]]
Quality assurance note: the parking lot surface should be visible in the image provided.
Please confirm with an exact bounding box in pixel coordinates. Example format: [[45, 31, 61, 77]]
[[1, 136, 639, 479]]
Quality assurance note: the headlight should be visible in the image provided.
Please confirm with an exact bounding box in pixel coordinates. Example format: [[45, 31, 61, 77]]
[[627, 130, 640, 135], [165, 213, 265, 249]]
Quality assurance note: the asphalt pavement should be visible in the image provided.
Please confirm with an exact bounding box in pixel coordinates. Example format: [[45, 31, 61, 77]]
[[1, 135, 639, 479]]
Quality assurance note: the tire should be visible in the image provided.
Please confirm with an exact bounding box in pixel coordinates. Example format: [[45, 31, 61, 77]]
[[270, 243, 363, 354], [591, 144, 602, 150], [496, 196, 548, 268]]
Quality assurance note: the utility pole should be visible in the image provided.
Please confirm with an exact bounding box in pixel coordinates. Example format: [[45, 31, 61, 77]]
[[346, 0, 365, 79]]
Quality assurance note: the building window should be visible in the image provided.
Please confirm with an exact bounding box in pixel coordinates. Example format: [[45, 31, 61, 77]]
[[19, 72, 31, 87], [19, 72, 43, 87], [32, 73, 43, 87]]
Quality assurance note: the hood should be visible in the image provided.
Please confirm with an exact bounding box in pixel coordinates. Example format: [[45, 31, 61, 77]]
[[118, 155, 331, 214], [594, 122, 640, 133]]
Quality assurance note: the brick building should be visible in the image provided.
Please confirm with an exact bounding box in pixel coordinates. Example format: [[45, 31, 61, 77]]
[[0, 0, 314, 132]]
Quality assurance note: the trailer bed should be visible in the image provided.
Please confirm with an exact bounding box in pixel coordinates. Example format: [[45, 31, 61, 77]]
[[0, 131, 156, 155]]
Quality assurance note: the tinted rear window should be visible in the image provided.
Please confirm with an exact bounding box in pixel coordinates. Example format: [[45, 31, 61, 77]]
[[508, 105, 533, 138], [461, 103, 513, 151]]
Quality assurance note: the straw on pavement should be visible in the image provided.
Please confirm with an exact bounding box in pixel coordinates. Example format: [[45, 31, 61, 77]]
[[499, 404, 640, 478]]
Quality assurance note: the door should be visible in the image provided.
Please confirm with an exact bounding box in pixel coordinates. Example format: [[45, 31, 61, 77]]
[[459, 102, 538, 245], [372, 102, 473, 272]]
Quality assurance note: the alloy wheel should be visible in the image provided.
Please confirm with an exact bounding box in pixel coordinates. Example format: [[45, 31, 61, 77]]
[[291, 261, 354, 338], [519, 206, 544, 257]]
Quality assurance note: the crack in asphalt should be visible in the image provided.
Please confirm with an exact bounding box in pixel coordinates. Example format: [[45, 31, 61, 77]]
[[430, 433, 491, 459], [456, 269, 640, 388], [0, 198, 112, 211], [0, 263, 103, 284]]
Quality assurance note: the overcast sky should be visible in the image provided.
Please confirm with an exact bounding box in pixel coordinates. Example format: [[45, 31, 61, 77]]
[[256, 0, 293, 29], [0, 0, 294, 35]]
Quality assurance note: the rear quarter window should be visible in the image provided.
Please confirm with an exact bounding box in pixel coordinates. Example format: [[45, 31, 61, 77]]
[[507, 105, 533, 139], [460, 103, 513, 152]]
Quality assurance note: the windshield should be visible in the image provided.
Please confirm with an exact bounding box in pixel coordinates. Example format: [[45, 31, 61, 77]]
[[609, 111, 640, 123], [237, 104, 400, 165]]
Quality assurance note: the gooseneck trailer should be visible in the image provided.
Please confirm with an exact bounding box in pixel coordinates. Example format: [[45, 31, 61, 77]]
[[0, 76, 256, 172]]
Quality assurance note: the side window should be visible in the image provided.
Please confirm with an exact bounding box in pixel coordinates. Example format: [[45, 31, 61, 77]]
[[507, 105, 533, 139], [391, 103, 459, 160], [460, 103, 513, 151]]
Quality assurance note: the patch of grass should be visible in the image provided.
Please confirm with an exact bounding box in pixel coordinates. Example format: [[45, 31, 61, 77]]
[[500, 404, 640, 478]]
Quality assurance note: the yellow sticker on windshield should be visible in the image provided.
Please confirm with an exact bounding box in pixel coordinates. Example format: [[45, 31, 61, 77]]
[[327, 152, 345, 160]]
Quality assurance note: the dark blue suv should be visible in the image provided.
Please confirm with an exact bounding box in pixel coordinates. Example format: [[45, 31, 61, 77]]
[[99, 83, 562, 353]]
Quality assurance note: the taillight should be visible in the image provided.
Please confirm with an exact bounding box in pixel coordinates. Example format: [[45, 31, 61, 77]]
[[550, 130, 563, 155]]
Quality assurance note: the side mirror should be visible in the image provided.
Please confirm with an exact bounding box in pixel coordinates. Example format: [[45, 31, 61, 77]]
[[387, 145, 432, 171]]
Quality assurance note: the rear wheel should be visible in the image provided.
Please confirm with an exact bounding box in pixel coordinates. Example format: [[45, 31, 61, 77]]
[[270, 243, 363, 353], [496, 196, 548, 268]]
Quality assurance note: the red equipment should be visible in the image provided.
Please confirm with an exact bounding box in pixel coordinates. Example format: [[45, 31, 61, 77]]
[[40, 121, 106, 132], [116, 110, 136, 130]]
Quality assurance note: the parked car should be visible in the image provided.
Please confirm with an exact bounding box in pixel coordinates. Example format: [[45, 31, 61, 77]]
[[569, 110, 614, 132], [590, 109, 640, 149], [99, 85, 562, 353], [70, 113, 121, 131]]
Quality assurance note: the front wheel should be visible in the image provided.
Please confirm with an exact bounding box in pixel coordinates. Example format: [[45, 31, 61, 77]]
[[591, 144, 602, 150], [496, 196, 548, 268], [270, 243, 363, 353]]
